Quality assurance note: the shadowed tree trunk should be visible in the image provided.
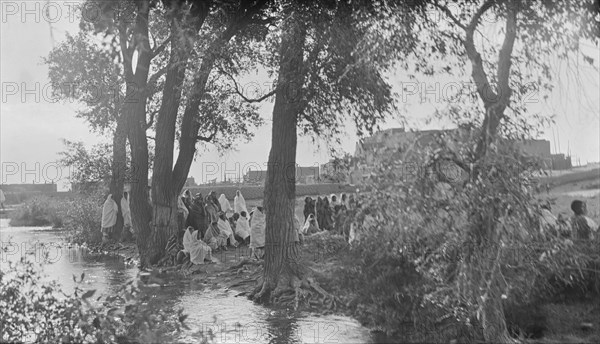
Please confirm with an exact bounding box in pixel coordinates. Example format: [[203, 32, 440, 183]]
[[254, 8, 307, 301], [109, 119, 127, 240], [147, 1, 266, 265], [442, 1, 518, 342], [119, 0, 153, 267]]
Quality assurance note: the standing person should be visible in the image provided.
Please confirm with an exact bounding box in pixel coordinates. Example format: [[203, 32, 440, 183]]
[[182, 190, 193, 211], [234, 190, 248, 214], [121, 191, 133, 238], [0, 188, 5, 210], [218, 193, 233, 214], [101, 194, 118, 244], [177, 196, 189, 230], [188, 193, 206, 236], [204, 193, 223, 251], [570, 200, 599, 240], [235, 211, 251, 245], [249, 206, 266, 259]]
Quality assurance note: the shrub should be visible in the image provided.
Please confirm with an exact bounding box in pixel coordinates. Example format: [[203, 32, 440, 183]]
[[56, 191, 105, 245], [0, 252, 197, 343], [9, 196, 62, 227], [344, 136, 600, 341]]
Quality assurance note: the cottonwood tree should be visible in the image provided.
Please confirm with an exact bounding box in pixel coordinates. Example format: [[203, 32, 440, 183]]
[[397, 0, 599, 341], [46, 1, 168, 240], [140, 0, 269, 265], [52, 0, 270, 265], [251, 0, 422, 306]]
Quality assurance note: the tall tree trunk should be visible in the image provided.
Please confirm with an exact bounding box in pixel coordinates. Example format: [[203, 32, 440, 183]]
[[120, 0, 153, 267], [148, 15, 189, 265], [109, 119, 127, 241], [254, 8, 307, 301], [456, 2, 518, 341]]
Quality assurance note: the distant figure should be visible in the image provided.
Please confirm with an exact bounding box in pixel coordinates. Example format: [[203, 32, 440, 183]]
[[101, 194, 118, 243], [121, 191, 133, 233], [250, 206, 266, 259], [0, 188, 5, 210], [570, 200, 598, 240], [234, 190, 248, 214], [218, 194, 232, 214]]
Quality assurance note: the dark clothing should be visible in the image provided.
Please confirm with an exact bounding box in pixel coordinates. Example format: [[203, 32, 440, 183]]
[[188, 201, 207, 237]]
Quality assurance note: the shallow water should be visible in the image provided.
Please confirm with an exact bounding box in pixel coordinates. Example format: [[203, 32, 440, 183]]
[[1, 219, 386, 343]]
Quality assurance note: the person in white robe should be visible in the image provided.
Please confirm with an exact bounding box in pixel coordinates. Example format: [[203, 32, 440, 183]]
[[0, 188, 5, 209], [249, 207, 266, 259], [101, 194, 118, 243], [121, 192, 133, 233], [218, 194, 233, 214], [235, 211, 251, 242], [182, 226, 212, 264], [234, 190, 248, 214], [217, 215, 238, 247]]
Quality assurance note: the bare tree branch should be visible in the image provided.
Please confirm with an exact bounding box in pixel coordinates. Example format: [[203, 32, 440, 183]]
[[434, 2, 468, 31], [146, 109, 159, 129], [196, 127, 218, 142], [217, 66, 277, 103], [151, 36, 171, 58]]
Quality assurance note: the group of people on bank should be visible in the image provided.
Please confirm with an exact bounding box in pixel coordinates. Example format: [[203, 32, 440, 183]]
[[175, 190, 269, 264], [301, 193, 355, 240]]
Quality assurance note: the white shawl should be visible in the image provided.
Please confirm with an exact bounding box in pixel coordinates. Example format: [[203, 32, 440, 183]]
[[218, 194, 232, 213], [250, 208, 266, 248], [234, 190, 248, 214], [217, 217, 237, 246], [183, 228, 212, 265], [121, 196, 132, 227], [235, 215, 250, 240], [101, 194, 118, 228]]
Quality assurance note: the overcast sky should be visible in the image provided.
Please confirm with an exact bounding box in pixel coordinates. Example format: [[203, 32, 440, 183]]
[[1, 1, 598, 190]]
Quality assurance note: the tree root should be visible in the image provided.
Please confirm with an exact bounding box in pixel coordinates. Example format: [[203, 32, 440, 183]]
[[250, 275, 338, 311], [229, 258, 263, 270]]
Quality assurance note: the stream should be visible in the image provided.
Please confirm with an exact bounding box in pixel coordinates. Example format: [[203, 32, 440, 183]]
[[1, 218, 391, 343]]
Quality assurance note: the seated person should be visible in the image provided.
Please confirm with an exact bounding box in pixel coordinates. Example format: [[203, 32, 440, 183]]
[[235, 211, 251, 245], [302, 214, 320, 235], [178, 226, 212, 265], [217, 212, 238, 248], [570, 200, 598, 240]]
